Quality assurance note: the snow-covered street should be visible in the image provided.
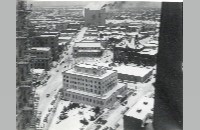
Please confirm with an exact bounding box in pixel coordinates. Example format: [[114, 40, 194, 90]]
[[35, 27, 88, 129]]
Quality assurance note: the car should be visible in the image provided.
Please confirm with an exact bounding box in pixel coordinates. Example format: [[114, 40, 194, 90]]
[[46, 94, 50, 97], [56, 70, 59, 72]]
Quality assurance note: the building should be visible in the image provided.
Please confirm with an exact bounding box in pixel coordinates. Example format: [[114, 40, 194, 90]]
[[153, 2, 183, 130], [31, 69, 47, 82], [26, 47, 52, 70], [16, 37, 27, 59], [67, 22, 81, 30], [124, 97, 154, 130], [84, 8, 106, 26], [113, 65, 153, 83], [73, 42, 103, 57], [62, 63, 127, 108], [32, 35, 59, 61], [136, 49, 158, 66]]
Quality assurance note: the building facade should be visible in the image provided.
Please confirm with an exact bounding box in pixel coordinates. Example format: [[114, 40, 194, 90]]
[[62, 63, 127, 108], [26, 47, 52, 70], [73, 42, 103, 57], [32, 35, 59, 61], [84, 8, 106, 26], [113, 65, 153, 83]]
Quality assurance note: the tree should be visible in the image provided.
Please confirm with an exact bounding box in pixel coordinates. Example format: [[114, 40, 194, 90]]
[[80, 118, 89, 125], [90, 116, 95, 121], [93, 106, 101, 115]]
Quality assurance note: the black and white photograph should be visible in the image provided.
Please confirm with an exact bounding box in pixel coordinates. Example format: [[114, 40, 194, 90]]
[[16, 0, 183, 130]]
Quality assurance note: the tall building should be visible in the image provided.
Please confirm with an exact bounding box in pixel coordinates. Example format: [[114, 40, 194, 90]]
[[25, 47, 52, 70], [32, 35, 59, 61], [84, 8, 106, 26], [16, 1, 36, 130], [153, 2, 183, 130], [62, 63, 127, 108]]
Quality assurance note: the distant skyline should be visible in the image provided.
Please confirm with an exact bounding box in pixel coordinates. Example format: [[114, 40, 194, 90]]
[[27, 1, 162, 8]]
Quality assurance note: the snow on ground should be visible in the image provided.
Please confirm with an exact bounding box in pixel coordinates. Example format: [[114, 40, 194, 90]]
[[49, 100, 95, 130]]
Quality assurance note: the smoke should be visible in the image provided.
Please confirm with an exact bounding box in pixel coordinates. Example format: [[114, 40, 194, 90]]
[[101, 1, 161, 12], [84, 1, 109, 10]]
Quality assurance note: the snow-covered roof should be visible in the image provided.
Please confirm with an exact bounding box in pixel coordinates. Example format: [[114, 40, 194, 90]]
[[30, 47, 51, 51], [125, 97, 154, 120], [58, 37, 72, 40], [74, 43, 102, 48], [148, 40, 159, 45], [40, 35, 57, 37], [138, 49, 158, 55], [64, 67, 116, 80], [78, 50, 101, 53], [113, 65, 153, 77], [58, 42, 67, 46], [31, 69, 45, 75]]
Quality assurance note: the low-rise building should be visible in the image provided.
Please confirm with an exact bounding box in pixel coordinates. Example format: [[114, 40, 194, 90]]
[[32, 35, 59, 61], [124, 97, 154, 130], [73, 42, 103, 57], [62, 63, 127, 108], [113, 65, 153, 83], [26, 47, 52, 70]]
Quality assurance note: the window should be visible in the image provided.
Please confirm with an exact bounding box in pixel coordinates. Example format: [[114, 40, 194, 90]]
[[91, 89, 93, 92]]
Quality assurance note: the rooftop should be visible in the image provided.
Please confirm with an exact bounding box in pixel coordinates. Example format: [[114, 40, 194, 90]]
[[63, 64, 116, 80], [78, 50, 101, 53], [138, 49, 158, 55], [30, 47, 51, 51], [74, 42, 102, 48], [31, 69, 45, 75], [113, 65, 153, 77], [39, 35, 57, 37], [125, 97, 154, 120]]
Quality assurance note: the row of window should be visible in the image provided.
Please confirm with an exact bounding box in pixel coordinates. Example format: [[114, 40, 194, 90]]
[[76, 69, 97, 75], [69, 85, 102, 94], [64, 80, 102, 89], [65, 93, 104, 105], [63, 75, 101, 84]]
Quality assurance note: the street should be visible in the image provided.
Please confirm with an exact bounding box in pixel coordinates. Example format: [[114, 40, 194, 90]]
[[35, 27, 88, 129]]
